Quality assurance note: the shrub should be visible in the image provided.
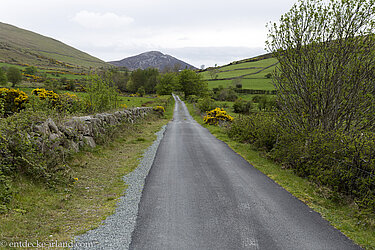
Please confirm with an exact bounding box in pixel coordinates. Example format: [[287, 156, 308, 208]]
[[32, 88, 60, 108], [233, 98, 252, 114], [272, 129, 375, 211], [187, 95, 198, 103], [232, 78, 243, 89], [215, 88, 238, 101], [252, 95, 277, 111], [0, 88, 29, 116], [153, 106, 165, 116], [227, 113, 278, 151], [59, 92, 82, 113], [0, 169, 11, 214], [30, 88, 83, 114], [197, 97, 216, 112], [86, 73, 119, 113], [203, 108, 234, 125], [0, 109, 73, 186], [137, 86, 145, 97]]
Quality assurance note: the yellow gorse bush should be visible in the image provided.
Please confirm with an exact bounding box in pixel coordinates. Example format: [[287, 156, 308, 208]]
[[0, 88, 29, 114], [203, 107, 234, 125], [31, 88, 82, 112], [153, 106, 165, 116], [153, 106, 165, 113], [32, 88, 60, 107], [120, 103, 128, 109]]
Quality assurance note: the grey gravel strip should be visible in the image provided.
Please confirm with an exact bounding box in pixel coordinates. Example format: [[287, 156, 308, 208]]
[[73, 125, 167, 250]]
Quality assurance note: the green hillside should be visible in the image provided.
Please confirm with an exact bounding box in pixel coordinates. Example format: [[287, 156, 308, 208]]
[[201, 54, 278, 91], [0, 22, 109, 70]]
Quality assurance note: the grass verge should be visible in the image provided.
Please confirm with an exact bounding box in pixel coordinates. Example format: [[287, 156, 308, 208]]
[[0, 102, 173, 248], [186, 102, 375, 250]]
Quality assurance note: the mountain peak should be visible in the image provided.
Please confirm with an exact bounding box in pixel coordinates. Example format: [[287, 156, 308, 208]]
[[109, 51, 197, 71]]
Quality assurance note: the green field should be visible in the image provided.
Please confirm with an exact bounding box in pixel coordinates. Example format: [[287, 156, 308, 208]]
[[201, 56, 278, 91], [208, 78, 275, 90], [0, 62, 87, 82]]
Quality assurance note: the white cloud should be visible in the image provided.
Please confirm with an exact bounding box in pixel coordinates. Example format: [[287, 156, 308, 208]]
[[72, 10, 134, 29], [0, 0, 297, 65]]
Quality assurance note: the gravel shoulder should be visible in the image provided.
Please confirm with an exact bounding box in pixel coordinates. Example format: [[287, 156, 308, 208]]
[[74, 125, 167, 249]]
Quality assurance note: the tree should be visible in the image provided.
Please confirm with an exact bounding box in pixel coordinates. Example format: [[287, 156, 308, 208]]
[[208, 66, 219, 80], [178, 69, 209, 98], [266, 0, 375, 133], [86, 73, 119, 112], [156, 73, 180, 95], [110, 68, 129, 93], [127, 69, 146, 93], [127, 68, 159, 94], [7, 67, 22, 87], [143, 68, 159, 93]]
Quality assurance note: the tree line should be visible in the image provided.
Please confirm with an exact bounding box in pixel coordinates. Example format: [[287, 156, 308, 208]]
[[105, 68, 208, 97]]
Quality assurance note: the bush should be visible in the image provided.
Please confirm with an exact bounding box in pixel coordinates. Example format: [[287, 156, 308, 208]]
[[0, 169, 11, 213], [59, 92, 83, 113], [233, 98, 252, 114], [0, 110, 73, 187], [137, 86, 145, 97], [32, 88, 60, 108], [31, 88, 82, 113], [203, 108, 233, 125], [197, 97, 216, 112], [215, 88, 238, 101], [153, 106, 165, 116], [85, 73, 119, 112], [252, 95, 277, 111], [227, 113, 278, 151], [0, 88, 29, 116], [187, 95, 198, 103], [272, 129, 375, 211]]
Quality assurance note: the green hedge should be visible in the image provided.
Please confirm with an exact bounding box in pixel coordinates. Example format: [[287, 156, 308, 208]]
[[227, 113, 375, 211], [272, 130, 375, 210]]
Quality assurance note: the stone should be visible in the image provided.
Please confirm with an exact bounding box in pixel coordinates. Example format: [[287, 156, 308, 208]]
[[83, 136, 96, 148], [47, 118, 59, 133]]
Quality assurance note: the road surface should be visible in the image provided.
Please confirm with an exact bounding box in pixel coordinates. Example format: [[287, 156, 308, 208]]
[[130, 95, 360, 249]]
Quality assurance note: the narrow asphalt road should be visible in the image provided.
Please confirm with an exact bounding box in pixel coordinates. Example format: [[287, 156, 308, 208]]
[[130, 95, 360, 250]]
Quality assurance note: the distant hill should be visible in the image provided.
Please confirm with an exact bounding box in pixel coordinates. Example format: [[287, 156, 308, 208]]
[[109, 51, 197, 71], [0, 22, 109, 69]]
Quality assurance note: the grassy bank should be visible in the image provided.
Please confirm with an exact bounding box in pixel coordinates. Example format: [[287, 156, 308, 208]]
[[0, 101, 173, 248], [186, 103, 375, 249]]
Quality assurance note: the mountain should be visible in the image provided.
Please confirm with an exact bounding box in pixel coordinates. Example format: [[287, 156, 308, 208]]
[[0, 22, 109, 69], [109, 51, 197, 71]]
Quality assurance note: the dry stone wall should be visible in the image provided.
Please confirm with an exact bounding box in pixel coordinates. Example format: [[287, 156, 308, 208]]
[[33, 107, 153, 153]]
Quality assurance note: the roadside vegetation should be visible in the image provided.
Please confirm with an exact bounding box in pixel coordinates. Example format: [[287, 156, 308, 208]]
[[0, 57, 206, 244], [184, 0, 375, 248], [0, 104, 174, 245]]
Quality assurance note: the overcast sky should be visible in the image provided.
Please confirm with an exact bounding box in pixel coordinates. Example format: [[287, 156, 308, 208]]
[[0, 0, 296, 67]]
